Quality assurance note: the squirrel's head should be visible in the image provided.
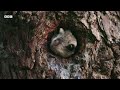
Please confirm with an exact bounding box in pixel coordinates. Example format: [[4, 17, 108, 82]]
[[50, 28, 77, 58]]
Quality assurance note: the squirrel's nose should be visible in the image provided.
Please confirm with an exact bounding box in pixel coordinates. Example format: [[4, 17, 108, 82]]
[[66, 44, 75, 51]]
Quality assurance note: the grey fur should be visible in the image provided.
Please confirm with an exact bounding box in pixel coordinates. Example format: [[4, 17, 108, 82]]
[[50, 28, 77, 58]]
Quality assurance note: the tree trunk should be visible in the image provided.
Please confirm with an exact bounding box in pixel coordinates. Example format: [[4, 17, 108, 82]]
[[0, 11, 120, 79]]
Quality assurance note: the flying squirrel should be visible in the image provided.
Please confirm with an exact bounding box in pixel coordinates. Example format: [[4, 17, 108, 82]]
[[50, 28, 78, 58]]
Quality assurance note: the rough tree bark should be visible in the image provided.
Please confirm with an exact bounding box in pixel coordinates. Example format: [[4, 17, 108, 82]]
[[0, 11, 120, 79]]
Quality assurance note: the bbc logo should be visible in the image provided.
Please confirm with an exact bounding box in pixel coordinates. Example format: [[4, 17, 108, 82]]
[[4, 15, 13, 18]]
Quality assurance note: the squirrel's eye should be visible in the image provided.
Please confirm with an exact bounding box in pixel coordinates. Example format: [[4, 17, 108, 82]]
[[66, 44, 75, 51]]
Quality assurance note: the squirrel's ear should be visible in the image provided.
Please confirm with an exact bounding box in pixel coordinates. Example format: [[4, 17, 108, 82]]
[[59, 28, 64, 34]]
